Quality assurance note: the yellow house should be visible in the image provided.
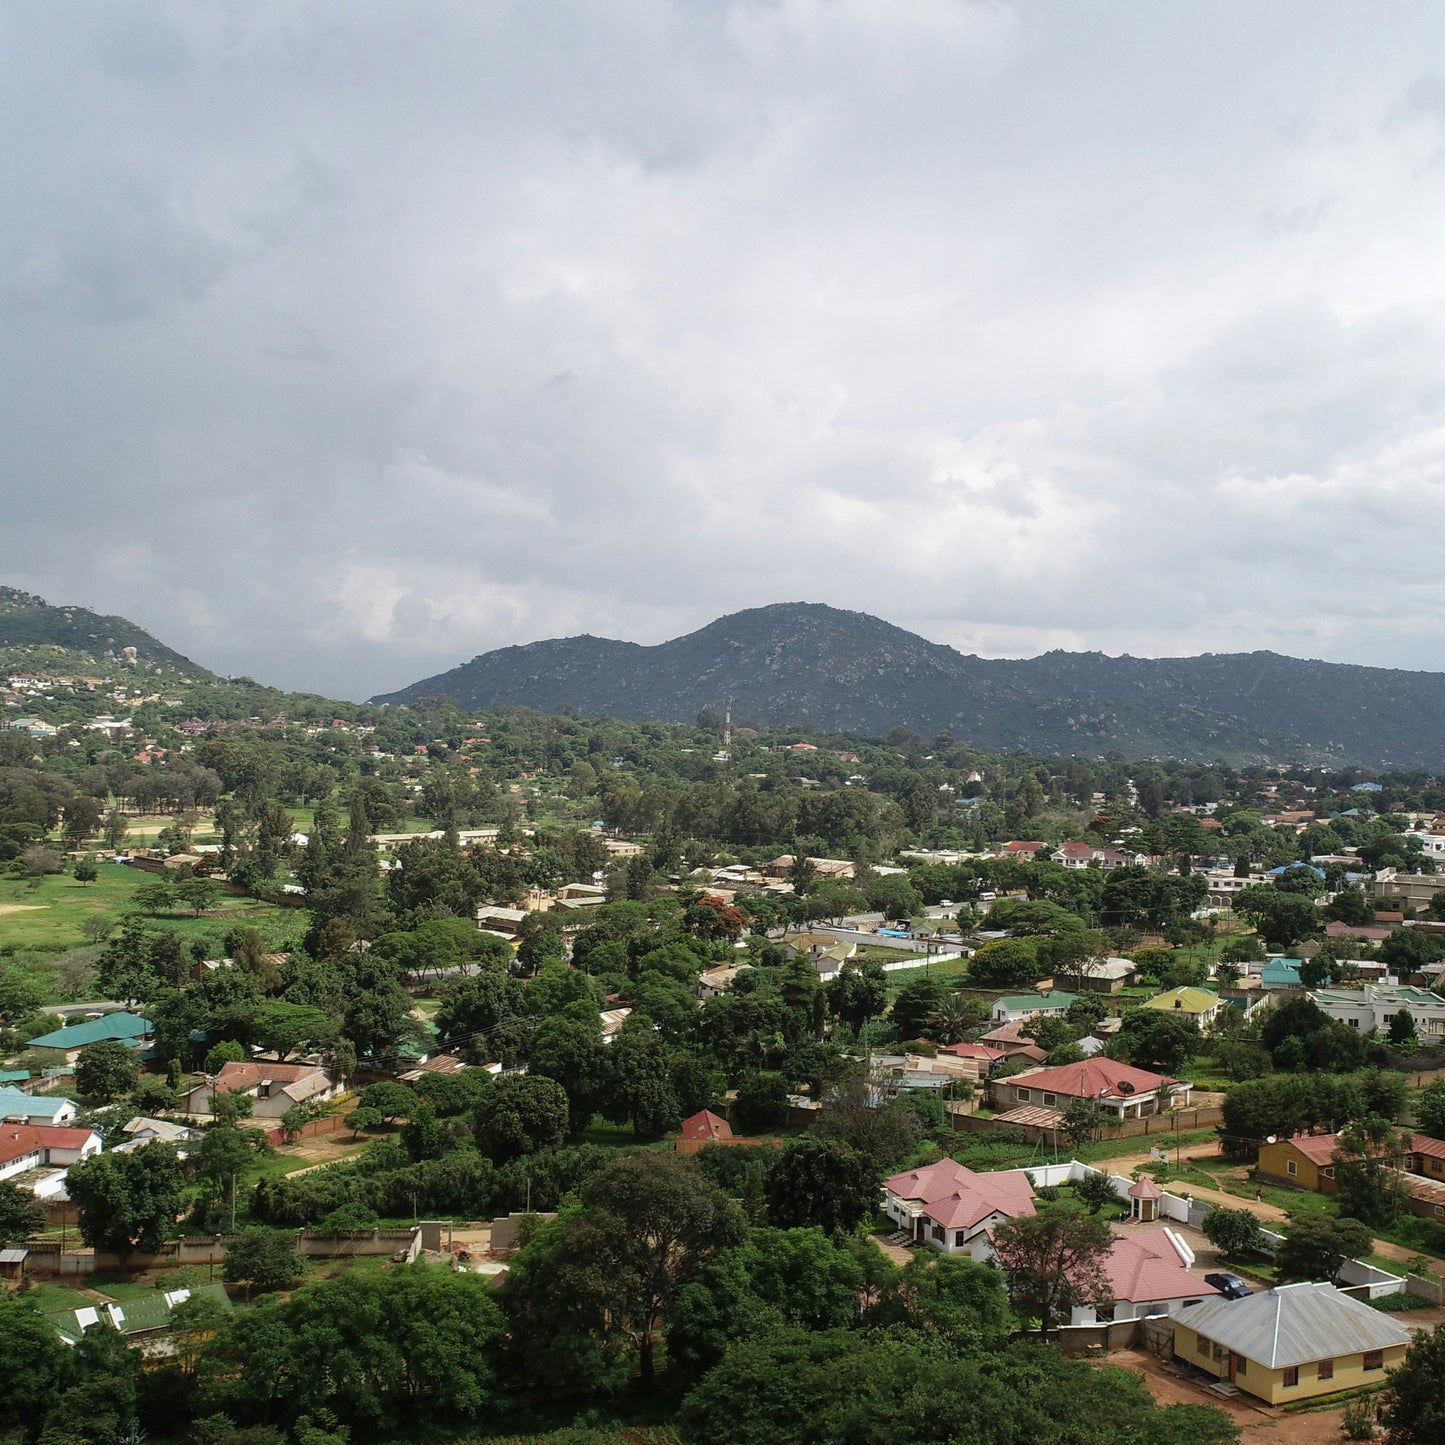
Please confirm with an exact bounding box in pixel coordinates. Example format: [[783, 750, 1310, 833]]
[[1142, 987, 1223, 1026], [1171, 1283, 1410, 1405], [1255, 1133, 1343, 1194]]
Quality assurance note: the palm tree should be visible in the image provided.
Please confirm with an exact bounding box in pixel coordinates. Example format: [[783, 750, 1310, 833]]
[[926, 996, 980, 1045]]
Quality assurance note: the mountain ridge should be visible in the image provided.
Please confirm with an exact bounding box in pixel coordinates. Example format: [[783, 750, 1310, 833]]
[[0, 587, 213, 676], [370, 602, 1445, 768]]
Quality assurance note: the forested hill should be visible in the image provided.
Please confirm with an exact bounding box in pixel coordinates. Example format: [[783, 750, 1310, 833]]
[[0, 587, 211, 676], [372, 602, 1445, 769]]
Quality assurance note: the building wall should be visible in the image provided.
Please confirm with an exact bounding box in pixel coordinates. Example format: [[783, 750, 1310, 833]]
[[1173, 1325, 1405, 1404], [1255, 1140, 1330, 1193]]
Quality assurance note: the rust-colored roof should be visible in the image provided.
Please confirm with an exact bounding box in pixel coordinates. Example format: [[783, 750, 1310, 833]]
[[1100, 1233, 1219, 1305], [680, 1109, 733, 1142], [1005, 1056, 1179, 1102], [1128, 1178, 1164, 1199], [884, 1157, 1035, 1232]]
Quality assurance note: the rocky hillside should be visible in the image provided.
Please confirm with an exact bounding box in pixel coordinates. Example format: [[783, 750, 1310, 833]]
[[0, 587, 211, 676], [372, 602, 1445, 768]]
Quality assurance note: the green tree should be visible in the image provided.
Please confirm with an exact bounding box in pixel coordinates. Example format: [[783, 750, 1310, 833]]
[[251, 1001, 334, 1061], [890, 976, 949, 1040], [731, 1072, 789, 1132], [344, 1107, 381, 1139], [868, 1250, 1013, 1351], [72, 854, 99, 885], [991, 1199, 1114, 1337], [222, 1227, 303, 1297], [0, 1180, 45, 1244], [764, 1137, 880, 1236], [1115, 1010, 1201, 1075], [1379, 1322, 1445, 1445], [400, 1101, 444, 1161], [67, 1143, 183, 1256], [503, 1154, 745, 1389], [1273, 1214, 1372, 1285], [473, 1074, 570, 1162], [73, 1039, 139, 1102], [1200, 1207, 1264, 1261], [359, 1081, 417, 1123], [1416, 1078, 1445, 1142], [199, 1124, 257, 1232], [825, 960, 888, 1037], [0, 1296, 74, 1437], [966, 937, 1045, 988], [1332, 1115, 1409, 1226]]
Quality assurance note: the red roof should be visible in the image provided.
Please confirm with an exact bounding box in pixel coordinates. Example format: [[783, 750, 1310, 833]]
[[1099, 1233, 1220, 1305], [884, 1158, 1035, 1232], [33, 1126, 95, 1149], [1003, 841, 1049, 853], [1282, 1133, 1343, 1166], [680, 1109, 733, 1142], [938, 1042, 1006, 1062], [1411, 1134, 1445, 1162], [1004, 1057, 1178, 1102], [1127, 1178, 1163, 1199], [0, 1126, 43, 1165]]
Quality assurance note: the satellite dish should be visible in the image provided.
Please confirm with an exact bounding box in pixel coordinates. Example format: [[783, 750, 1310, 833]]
[[1117, 1080, 1136, 1095], [1265, 1135, 1278, 1145]]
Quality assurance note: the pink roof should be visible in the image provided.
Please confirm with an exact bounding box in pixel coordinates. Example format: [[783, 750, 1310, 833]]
[[938, 1042, 1006, 1062], [1324, 922, 1393, 941], [884, 1158, 1035, 1231], [680, 1109, 733, 1142], [1003, 841, 1049, 853], [1412, 1134, 1445, 1162], [1100, 1234, 1221, 1305], [1006, 1057, 1178, 1102], [1127, 1178, 1163, 1199]]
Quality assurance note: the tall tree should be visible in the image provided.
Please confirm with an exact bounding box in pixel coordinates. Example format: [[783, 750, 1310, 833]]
[[67, 1143, 183, 1257], [991, 1199, 1114, 1337]]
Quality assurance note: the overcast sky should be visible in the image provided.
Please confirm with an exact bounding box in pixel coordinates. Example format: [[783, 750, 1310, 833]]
[[6, 2, 1445, 699]]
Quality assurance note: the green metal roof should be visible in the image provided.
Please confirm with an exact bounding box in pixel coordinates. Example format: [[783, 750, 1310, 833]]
[[997, 991, 1078, 1011], [1142, 987, 1219, 1014], [48, 1282, 231, 1344], [26, 1011, 152, 1050]]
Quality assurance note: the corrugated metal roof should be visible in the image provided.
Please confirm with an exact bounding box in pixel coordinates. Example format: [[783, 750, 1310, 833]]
[[1176, 1283, 1409, 1368]]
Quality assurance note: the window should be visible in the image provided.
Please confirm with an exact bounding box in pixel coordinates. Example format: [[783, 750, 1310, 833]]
[[1042, 1092, 1056, 1106], [932, 1224, 944, 1241], [1283, 1366, 1299, 1388], [1196, 1335, 1212, 1358], [1096, 1304, 1115, 1322], [955, 1231, 968, 1247], [1286, 1160, 1297, 1176], [1016, 1088, 1032, 1102], [1322, 1166, 1334, 1178], [1347, 1018, 1359, 1028], [1318, 1359, 1334, 1381], [1435, 1205, 1443, 1217], [1364, 1351, 1384, 1372]]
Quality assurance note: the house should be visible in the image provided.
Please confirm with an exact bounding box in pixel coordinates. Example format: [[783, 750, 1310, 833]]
[[1256, 1133, 1347, 1193], [0, 1088, 78, 1126], [1172, 1282, 1410, 1404], [1069, 1230, 1220, 1324], [397, 1052, 469, 1085], [116, 1117, 203, 1152], [882, 1157, 1035, 1260], [1141, 987, 1223, 1026], [0, 1124, 101, 1180], [990, 991, 1078, 1025], [935, 1042, 1008, 1079], [48, 1282, 232, 1346], [25, 1011, 153, 1064], [1260, 959, 1303, 990], [475, 905, 528, 940], [988, 1057, 1191, 1122], [1052, 844, 1149, 870], [184, 1061, 339, 1119], [1309, 983, 1445, 1040], [1071, 957, 1138, 993], [680, 1109, 732, 1144]]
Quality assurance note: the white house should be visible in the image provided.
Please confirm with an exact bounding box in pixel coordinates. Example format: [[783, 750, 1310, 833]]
[[1308, 984, 1445, 1040], [184, 1061, 340, 1119], [882, 1157, 1035, 1260], [1069, 1229, 1220, 1325], [0, 1088, 78, 1126]]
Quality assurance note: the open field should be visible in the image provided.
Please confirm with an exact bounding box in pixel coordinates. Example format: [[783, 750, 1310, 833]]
[[0, 865, 299, 957]]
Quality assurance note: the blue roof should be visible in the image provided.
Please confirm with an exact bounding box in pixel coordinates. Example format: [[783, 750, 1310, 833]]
[[0, 1087, 75, 1118], [1265, 864, 1325, 880], [1261, 960, 1303, 986], [0, 1071, 29, 1085], [1352, 782, 1384, 792], [26, 1011, 152, 1050]]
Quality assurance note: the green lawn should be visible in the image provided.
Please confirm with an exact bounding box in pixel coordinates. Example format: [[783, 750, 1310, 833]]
[[20, 1281, 96, 1315], [0, 865, 300, 960]]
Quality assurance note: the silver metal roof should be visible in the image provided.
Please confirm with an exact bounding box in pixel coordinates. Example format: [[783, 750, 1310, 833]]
[[1176, 1283, 1410, 1368]]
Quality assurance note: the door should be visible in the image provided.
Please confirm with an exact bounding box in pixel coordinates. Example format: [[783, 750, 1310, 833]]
[[1228, 1354, 1238, 1384]]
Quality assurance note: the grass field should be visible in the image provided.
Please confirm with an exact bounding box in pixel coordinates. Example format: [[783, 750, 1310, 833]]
[[0, 864, 300, 957]]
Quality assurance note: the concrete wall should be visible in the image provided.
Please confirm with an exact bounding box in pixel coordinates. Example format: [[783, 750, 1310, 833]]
[[950, 1106, 1223, 1145]]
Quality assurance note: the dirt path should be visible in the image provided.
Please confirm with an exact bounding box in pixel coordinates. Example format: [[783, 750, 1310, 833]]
[[1099, 1146, 1442, 1273], [0, 903, 46, 916]]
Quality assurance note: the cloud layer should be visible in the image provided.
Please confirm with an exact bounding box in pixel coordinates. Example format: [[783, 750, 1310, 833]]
[[6, 2, 1445, 698]]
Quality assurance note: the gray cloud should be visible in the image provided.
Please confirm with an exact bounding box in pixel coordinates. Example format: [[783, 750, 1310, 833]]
[[6, 2, 1445, 699]]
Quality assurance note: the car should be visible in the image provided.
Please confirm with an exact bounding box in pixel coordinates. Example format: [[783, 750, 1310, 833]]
[[1204, 1272, 1253, 1300]]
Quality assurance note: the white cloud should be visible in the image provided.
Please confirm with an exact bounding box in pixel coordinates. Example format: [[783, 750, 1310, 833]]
[[7, 3, 1445, 698]]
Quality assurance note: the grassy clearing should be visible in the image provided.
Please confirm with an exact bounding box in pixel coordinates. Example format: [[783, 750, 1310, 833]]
[[19, 1281, 96, 1315], [0, 864, 300, 958]]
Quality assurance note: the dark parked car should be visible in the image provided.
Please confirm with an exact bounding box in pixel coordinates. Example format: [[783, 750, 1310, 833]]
[[1204, 1272, 1253, 1300]]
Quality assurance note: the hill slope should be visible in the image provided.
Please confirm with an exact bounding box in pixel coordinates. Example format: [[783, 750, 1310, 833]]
[[372, 602, 1445, 768], [0, 587, 212, 676]]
